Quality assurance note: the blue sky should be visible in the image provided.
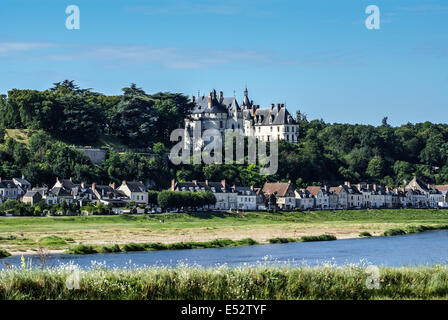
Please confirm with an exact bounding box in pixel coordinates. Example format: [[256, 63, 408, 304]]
[[0, 0, 447, 126]]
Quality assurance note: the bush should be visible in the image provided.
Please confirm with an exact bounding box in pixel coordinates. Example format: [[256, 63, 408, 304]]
[[121, 243, 146, 252], [359, 232, 372, 237], [97, 244, 121, 253], [268, 237, 297, 244], [68, 245, 97, 255], [383, 228, 406, 236], [0, 249, 11, 258], [301, 234, 337, 242]]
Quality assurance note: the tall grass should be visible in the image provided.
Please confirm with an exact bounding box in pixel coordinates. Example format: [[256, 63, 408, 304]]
[[1, 265, 448, 300]]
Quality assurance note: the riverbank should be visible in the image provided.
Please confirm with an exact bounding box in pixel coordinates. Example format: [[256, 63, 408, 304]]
[[2, 209, 448, 256], [1, 265, 448, 300]]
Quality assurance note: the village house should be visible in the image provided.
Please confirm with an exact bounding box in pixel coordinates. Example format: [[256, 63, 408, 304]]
[[21, 190, 43, 205], [262, 181, 296, 210], [13, 176, 31, 195], [117, 181, 148, 204], [306, 186, 338, 209], [405, 177, 444, 208], [295, 189, 315, 210], [91, 183, 129, 207], [0, 178, 21, 203], [233, 186, 258, 210]]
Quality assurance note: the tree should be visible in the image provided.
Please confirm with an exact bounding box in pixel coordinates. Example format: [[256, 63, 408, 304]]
[[366, 156, 385, 181]]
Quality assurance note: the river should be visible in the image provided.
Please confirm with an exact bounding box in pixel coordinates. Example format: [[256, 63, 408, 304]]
[[1, 230, 448, 269]]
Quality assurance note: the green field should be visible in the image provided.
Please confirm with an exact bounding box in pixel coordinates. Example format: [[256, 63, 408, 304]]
[[1, 209, 448, 255], [1, 265, 448, 300]]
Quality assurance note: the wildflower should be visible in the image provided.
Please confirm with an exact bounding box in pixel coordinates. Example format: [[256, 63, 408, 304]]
[[21, 255, 26, 269], [434, 264, 440, 271]]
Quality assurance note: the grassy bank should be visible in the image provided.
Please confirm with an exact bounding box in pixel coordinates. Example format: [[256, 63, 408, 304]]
[[2, 209, 448, 254], [67, 238, 258, 255], [383, 224, 448, 236], [1, 265, 448, 300]]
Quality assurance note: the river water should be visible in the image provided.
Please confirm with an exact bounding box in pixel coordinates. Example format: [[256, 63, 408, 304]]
[[1, 230, 448, 269]]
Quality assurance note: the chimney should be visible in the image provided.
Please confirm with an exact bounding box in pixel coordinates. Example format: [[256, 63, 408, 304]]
[[288, 180, 291, 184], [208, 91, 213, 108], [221, 179, 226, 188], [250, 185, 254, 190], [219, 91, 224, 103], [69, 177, 72, 181], [281, 104, 285, 108], [81, 181, 85, 188], [270, 103, 274, 111], [91, 183, 96, 191], [122, 180, 126, 186], [191, 95, 195, 103], [277, 104, 281, 112], [345, 181, 351, 187], [205, 180, 209, 186], [373, 184, 377, 191], [171, 179, 175, 191], [110, 182, 116, 189], [22, 174, 25, 179], [192, 180, 197, 184], [56, 177, 59, 183], [0, 177, 2, 183]]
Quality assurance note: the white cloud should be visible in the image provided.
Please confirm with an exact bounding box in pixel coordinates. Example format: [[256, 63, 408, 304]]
[[0, 42, 53, 55]]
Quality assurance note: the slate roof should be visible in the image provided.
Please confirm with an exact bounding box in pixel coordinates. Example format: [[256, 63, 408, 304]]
[[50, 187, 71, 197], [13, 177, 31, 186], [173, 181, 235, 193], [0, 180, 18, 188], [57, 179, 77, 190], [23, 190, 42, 199], [124, 181, 146, 193], [191, 90, 240, 115], [234, 186, 256, 196]]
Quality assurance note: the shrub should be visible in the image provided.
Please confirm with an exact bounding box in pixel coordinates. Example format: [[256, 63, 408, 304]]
[[122, 243, 146, 252], [359, 232, 372, 237], [301, 234, 337, 242], [97, 244, 121, 253], [0, 249, 11, 258], [383, 228, 406, 236], [268, 237, 297, 244], [68, 245, 97, 255]]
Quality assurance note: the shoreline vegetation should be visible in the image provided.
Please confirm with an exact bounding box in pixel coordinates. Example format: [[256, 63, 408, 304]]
[[1, 209, 448, 257], [1, 265, 448, 300]]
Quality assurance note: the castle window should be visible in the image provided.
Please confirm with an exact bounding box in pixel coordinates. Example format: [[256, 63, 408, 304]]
[[220, 121, 223, 128], [270, 126, 272, 132]]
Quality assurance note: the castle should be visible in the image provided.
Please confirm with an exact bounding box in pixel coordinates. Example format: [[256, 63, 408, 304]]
[[185, 88, 299, 143]]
